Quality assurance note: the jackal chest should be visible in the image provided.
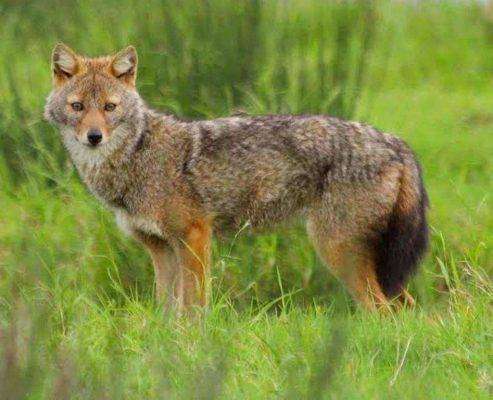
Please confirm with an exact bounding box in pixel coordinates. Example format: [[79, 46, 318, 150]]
[[113, 208, 164, 239]]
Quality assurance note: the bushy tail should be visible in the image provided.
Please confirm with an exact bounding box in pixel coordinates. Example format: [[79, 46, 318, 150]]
[[374, 154, 429, 298]]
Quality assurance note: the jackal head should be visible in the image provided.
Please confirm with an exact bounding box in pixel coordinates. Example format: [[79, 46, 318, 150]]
[[44, 43, 144, 155]]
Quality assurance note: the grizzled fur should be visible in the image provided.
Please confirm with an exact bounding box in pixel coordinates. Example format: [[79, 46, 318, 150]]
[[45, 44, 429, 311]]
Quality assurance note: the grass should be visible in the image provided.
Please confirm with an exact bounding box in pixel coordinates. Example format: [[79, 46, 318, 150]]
[[0, 0, 492, 398]]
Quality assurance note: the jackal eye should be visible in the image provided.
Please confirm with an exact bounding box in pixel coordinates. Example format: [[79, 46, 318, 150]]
[[104, 103, 116, 112], [71, 102, 84, 112]]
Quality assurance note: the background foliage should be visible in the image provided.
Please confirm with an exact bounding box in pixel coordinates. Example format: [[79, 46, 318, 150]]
[[0, 0, 492, 398]]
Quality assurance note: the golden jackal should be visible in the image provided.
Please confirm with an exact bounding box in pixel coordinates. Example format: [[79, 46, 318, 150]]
[[44, 44, 428, 311]]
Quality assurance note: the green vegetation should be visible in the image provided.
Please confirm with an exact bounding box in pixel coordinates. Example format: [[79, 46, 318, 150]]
[[0, 1, 492, 398]]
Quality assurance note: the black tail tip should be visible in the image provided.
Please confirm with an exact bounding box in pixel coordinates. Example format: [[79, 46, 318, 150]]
[[374, 191, 429, 298]]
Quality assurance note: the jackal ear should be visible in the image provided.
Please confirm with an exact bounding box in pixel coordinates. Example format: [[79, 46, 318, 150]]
[[111, 46, 138, 86], [52, 43, 80, 85]]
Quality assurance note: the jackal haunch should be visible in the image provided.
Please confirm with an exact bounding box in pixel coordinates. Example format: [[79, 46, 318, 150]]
[[44, 44, 429, 311]]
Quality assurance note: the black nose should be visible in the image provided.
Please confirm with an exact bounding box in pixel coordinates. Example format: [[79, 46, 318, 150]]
[[87, 129, 103, 146]]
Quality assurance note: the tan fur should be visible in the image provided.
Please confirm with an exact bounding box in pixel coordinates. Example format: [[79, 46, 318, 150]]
[[396, 163, 421, 216], [179, 218, 212, 308]]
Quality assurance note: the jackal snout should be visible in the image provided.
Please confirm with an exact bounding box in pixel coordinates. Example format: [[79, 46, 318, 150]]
[[87, 129, 103, 146], [78, 108, 109, 147]]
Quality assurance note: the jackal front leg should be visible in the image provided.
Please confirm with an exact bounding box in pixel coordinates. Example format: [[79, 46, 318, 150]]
[[140, 235, 184, 311], [178, 219, 212, 310]]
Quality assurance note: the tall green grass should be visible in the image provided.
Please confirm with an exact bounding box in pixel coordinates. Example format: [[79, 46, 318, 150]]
[[0, 1, 492, 398]]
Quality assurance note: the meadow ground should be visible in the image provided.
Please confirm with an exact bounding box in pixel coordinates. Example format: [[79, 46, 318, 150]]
[[0, 1, 492, 399]]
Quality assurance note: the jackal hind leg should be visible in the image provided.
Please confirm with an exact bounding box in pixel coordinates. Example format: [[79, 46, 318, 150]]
[[306, 219, 389, 311]]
